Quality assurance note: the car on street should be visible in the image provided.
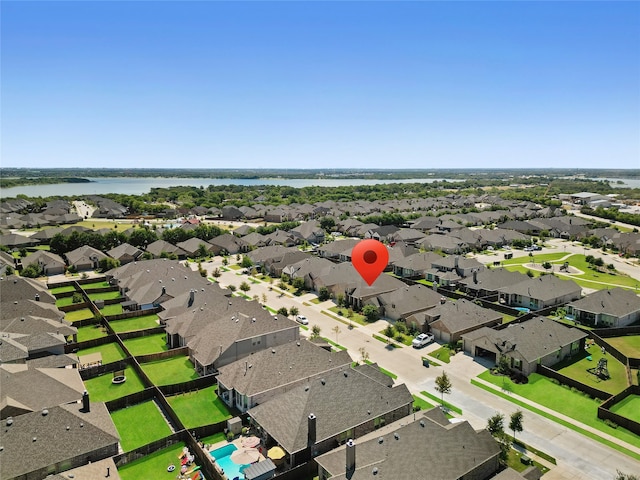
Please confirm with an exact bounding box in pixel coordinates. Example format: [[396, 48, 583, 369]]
[[412, 333, 434, 348], [296, 315, 309, 325]]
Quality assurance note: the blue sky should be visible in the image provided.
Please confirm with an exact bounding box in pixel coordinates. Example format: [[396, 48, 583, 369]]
[[2, 1, 639, 170]]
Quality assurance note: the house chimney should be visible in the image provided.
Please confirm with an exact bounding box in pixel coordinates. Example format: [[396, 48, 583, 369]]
[[473, 270, 478, 284], [346, 438, 356, 475], [82, 391, 90, 412], [188, 289, 195, 307], [454, 256, 459, 268], [308, 413, 317, 447], [161, 286, 166, 296], [35, 294, 40, 302]]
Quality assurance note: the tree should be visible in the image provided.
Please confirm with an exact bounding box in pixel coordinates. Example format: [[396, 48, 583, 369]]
[[509, 410, 524, 441], [289, 306, 299, 317], [359, 347, 370, 363], [384, 324, 395, 342], [212, 267, 221, 278], [542, 261, 552, 272], [497, 355, 511, 375], [336, 293, 345, 308], [496, 432, 512, 466], [196, 243, 209, 259], [239, 281, 251, 293], [20, 263, 43, 278], [261, 293, 268, 304], [487, 413, 505, 436], [277, 306, 289, 316], [615, 471, 639, 480], [434, 371, 452, 407], [310, 324, 321, 339], [362, 304, 379, 322], [72, 292, 84, 304], [292, 277, 305, 291], [318, 286, 330, 301], [99, 257, 120, 272], [526, 269, 534, 278], [241, 255, 253, 268], [332, 325, 341, 343], [227, 284, 237, 292]]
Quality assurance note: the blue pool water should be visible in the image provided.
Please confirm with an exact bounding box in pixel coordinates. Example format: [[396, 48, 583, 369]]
[[515, 307, 530, 313], [210, 444, 248, 480]]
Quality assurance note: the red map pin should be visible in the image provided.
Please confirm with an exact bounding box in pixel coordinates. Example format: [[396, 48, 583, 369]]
[[351, 239, 389, 286]]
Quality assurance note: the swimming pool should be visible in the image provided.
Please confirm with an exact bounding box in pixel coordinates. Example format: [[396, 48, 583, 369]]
[[515, 307, 530, 313], [210, 444, 248, 480]]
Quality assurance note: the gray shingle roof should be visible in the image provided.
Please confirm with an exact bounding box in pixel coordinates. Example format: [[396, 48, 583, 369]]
[[248, 367, 413, 454], [567, 288, 640, 318], [0, 402, 119, 479], [217, 339, 352, 397], [498, 275, 581, 303], [428, 299, 503, 335], [315, 409, 500, 480]]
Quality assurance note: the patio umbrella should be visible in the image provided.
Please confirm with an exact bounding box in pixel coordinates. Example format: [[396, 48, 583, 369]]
[[241, 436, 260, 448], [267, 446, 286, 461], [231, 448, 261, 465]]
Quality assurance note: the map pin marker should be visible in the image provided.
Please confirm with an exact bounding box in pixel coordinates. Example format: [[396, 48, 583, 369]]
[[352, 239, 389, 286]]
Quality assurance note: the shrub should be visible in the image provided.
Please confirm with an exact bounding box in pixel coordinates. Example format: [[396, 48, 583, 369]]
[[603, 419, 618, 429]]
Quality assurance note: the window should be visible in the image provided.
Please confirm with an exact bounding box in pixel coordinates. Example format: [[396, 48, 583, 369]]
[[513, 358, 522, 370]]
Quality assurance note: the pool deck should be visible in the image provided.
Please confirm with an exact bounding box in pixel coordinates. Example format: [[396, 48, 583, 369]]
[[206, 436, 267, 478]]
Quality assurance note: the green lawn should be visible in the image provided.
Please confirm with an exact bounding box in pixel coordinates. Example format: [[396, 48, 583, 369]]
[[502, 314, 518, 324], [81, 281, 111, 289], [109, 314, 160, 333], [420, 391, 463, 414], [111, 400, 172, 451], [50, 285, 76, 294], [101, 304, 124, 316], [167, 386, 232, 428], [87, 291, 122, 301], [76, 324, 108, 342], [56, 296, 83, 307], [118, 442, 189, 480], [372, 334, 400, 348], [553, 347, 629, 395], [228, 264, 242, 270], [412, 395, 436, 411], [610, 395, 640, 423], [78, 342, 128, 364], [140, 356, 199, 385], [65, 308, 95, 322], [507, 448, 550, 475], [83, 366, 146, 402], [502, 252, 569, 265], [200, 432, 227, 447], [605, 335, 640, 358], [122, 334, 168, 356], [328, 307, 367, 325], [477, 371, 640, 450], [430, 345, 452, 364]]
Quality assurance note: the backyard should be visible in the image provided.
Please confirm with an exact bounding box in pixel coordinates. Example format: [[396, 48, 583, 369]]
[[64, 308, 95, 322], [81, 280, 111, 289], [477, 371, 640, 450], [166, 386, 233, 429], [49, 285, 76, 294], [605, 335, 640, 358], [110, 400, 172, 451], [82, 366, 146, 402], [56, 296, 83, 307], [76, 324, 108, 342], [122, 333, 169, 356], [140, 356, 199, 385], [100, 304, 124, 316], [118, 442, 193, 480], [78, 342, 127, 364], [610, 395, 640, 423], [87, 291, 122, 301], [109, 314, 160, 333], [552, 347, 629, 395]]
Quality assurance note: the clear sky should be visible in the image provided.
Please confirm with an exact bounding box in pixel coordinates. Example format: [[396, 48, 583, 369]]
[[2, 1, 639, 170]]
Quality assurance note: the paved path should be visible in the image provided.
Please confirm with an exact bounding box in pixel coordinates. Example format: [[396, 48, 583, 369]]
[[190, 257, 640, 479]]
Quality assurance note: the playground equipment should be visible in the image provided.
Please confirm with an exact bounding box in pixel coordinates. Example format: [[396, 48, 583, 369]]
[[588, 358, 610, 380]]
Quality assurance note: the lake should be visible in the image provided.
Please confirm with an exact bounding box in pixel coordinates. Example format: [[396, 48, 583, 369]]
[[0, 176, 459, 198]]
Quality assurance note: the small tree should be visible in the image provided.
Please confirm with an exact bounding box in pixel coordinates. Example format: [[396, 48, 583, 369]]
[[277, 307, 289, 316], [526, 269, 534, 278], [99, 257, 120, 272], [310, 324, 321, 339], [241, 255, 253, 268], [196, 243, 209, 259], [496, 432, 512, 466], [261, 293, 268, 304], [384, 324, 395, 342], [72, 292, 84, 304], [292, 277, 305, 291], [542, 261, 552, 272], [497, 355, 511, 375], [289, 306, 299, 318], [239, 281, 251, 293], [318, 286, 330, 301], [509, 410, 524, 441], [222, 256, 229, 266], [332, 325, 341, 343], [227, 284, 237, 292], [359, 347, 370, 363], [615, 471, 640, 480], [212, 267, 221, 278], [434, 371, 452, 407], [336, 293, 345, 308], [487, 413, 505, 436], [362, 304, 379, 322]]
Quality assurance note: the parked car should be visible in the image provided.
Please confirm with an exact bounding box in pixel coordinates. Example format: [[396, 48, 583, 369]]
[[412, 333, 434, 348], [296, 315, 309, 325]]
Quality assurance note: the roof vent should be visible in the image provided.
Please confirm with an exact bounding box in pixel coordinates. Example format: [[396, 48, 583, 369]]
[[42, 409, 48, 416], [321, 379, 326, 385], [184, 275, 188, 279], [272, 349, 276, 354], [378, 437, 383, 444], [373, 467, 379, 475], [344, 371, 348, 377], [420, 420, 425, 427], [32, 437, 37, 442], [6, 418, 13, 426], [66, 426, 70, 431], [305, 386, 310, 391], [80, 423, 84, 428], [394, 433, 399, 440], [297, 342, 300, 346]]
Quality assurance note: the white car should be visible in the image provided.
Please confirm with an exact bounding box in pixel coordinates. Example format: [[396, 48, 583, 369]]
[[296, 315, 308, 325], [412, 333, 434, 348]]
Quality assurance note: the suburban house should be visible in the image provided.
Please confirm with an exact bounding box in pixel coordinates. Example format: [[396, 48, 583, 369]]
[[317, 239, 360, 260], [65, 245, 107, 272], [565, 288, 640, 327], [0, 402, 119, 480], [281, 257, 335, 290], [391, 252, 441, 278], [458, 268, 529, 298], [291, 220, 325, 244], [498, 275, 582, 311], [0, 364, 85, 419], [416, 299, 503, 343], [462, 317, 587, 376], [145, 239, 188, 259], [265, 250, 311, 277], [165, 301, 300, 375], [208, 233, 250, 255], [176, 237, 213, 257], [418, 234, 468, 255], [314, 408, 501, 480], [346, 274, 406, 310], [20, 250, 66, 276], [216, 339, 352, 412], [370, 284, 443, 321], [248, 365, 413, 468], [106, 242, 143, 265]]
